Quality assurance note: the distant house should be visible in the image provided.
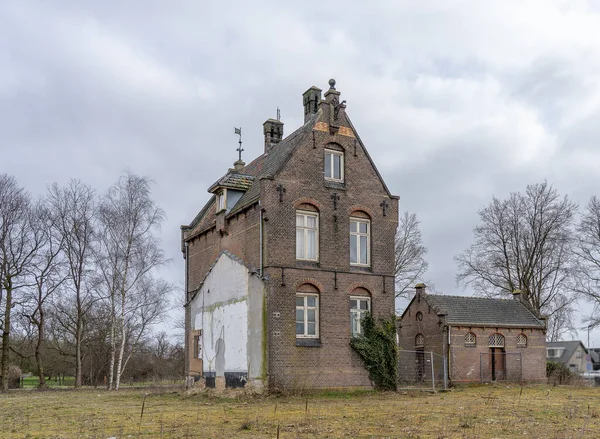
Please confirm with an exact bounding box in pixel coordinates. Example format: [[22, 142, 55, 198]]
[[589, 348, 600, 371], [546, 341, 589, 374], [398, 284, 547, 384]]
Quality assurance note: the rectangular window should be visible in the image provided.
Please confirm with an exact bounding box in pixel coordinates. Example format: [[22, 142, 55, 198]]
[[192, 331, 202, 359], [547, 348, 564, 359], [296, 294, 319, 338], [296, 211, 319, 261], [350, 218, 370, 266], [216, 190, 227, 212], [324, 149, 344, 181], [350, 297, 370, 336]]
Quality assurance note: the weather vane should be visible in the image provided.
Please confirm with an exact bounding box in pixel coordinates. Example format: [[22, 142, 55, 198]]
[[234, 127, 243, 161]]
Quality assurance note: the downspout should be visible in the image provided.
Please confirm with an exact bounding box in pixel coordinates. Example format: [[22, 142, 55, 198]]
[[184, 240, 190, 386], [259, 201, 264, 277]]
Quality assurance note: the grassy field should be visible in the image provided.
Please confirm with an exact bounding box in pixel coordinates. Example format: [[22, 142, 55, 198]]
[[1, 384, 599, 438]]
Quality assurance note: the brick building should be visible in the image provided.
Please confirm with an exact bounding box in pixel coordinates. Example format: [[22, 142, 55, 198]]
[[398, 285, 547, 384], [181, 79, 399, 391]]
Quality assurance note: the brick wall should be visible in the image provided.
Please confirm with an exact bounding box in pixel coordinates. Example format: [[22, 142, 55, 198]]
[[184, 87, 399, 389], [398, 292, 547, 384], [448, 326, 546, 383]]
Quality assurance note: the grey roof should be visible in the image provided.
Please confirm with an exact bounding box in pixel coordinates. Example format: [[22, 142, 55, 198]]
[[208, 172, 255, 192], [183, 115, 315, 235], [227, 116, 315, 216], [546, 341, 587, 364], [423, 293, 545, 328]]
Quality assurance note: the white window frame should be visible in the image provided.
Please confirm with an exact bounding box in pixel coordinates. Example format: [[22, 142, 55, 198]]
[[296, 211, 319, 261], [296, 293, 319, 338], [350, 217, 370, 266], [350, 296, 371, 337], [324, 149, 344, 182], [216, 190, 227, 212], [547, 348, 565, 359]]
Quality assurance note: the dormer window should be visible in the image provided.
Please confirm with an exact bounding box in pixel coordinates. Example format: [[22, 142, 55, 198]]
[[216, 190, 227, 212], [324, 149, 344, 182]]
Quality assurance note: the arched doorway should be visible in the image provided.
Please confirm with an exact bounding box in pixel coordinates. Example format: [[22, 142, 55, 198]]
[[489, 333, 506, 381]]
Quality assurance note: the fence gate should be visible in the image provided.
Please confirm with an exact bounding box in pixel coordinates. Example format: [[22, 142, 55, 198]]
[[398, 350, 447, 391], [480, 352, 522, 383]]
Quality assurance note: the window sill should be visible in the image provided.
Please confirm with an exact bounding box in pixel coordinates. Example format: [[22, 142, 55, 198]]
[[296, 260, 320, 269], [350, 265, 372, 272], [325, 181, 346, 191], [296, 338, 321, 347]]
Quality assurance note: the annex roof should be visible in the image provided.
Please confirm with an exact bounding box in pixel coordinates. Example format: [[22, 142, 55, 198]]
[[421, 293, 545, 328]]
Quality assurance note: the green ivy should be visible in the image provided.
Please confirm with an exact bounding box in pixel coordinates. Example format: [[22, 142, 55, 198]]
[[350, 313, 398, 390]]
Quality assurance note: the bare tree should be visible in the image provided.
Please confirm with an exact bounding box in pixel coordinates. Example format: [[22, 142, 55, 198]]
[[23, 202, 66, 388], [47, 180, 98, 387], [456, 181, 577, 336], [575, 195, 600, 328], [395, 212, 429, 298], [0, 175, 43, 391], [96, 172, 169, 390]]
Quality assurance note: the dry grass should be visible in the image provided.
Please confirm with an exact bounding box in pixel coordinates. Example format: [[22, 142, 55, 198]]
[[1, 384, 599, 438]]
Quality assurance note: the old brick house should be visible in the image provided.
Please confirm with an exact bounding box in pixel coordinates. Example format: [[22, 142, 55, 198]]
[[398, 285, 547, 384], [181, 79, 399, 391]]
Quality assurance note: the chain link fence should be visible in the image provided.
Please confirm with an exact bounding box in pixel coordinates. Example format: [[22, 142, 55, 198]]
[[480, 352, 522, 383], [398, 349, 447, 391]]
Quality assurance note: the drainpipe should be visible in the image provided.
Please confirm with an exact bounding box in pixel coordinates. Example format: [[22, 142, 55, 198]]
[[184, 240, 190, 386], [259, 201, 264, 278]]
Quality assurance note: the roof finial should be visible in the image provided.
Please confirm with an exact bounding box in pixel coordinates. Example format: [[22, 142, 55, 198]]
[[328, 78, 336, 90], [234, 127, 243, 161], [277, 106, 281, 121]]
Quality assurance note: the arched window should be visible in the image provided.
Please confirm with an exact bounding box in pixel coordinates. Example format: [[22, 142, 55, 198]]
[[415, 333, 424, 348], [516, 333, 527, 348], [416, 311, 423, 322], [350, 211, 371, 267], [296, 283, 319, 339], [350, 288, 371, 337], [488, 333, 505, 348], [296, 206, 319, 261], [464, 332, 476, 346]]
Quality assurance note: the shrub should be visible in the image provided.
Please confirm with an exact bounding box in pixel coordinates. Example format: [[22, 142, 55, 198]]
[[8, 365, 22, 389], [350, 313, 398, 390], [546, 360, 572, 385]]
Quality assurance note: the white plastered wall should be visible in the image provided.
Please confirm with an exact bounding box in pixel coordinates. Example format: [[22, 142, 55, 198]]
[[190, 253, 265, 383]]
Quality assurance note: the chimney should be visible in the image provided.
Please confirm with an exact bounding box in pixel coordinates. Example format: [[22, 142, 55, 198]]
[[263, 118, 284, 153], [415, 283, 426, 300], [512, 290, 523, 302], [302, 86, 322, 123]]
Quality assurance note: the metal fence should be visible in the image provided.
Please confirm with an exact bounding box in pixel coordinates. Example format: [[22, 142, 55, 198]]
[[398, 350, 447, 391], [480, 352, 522, 383]]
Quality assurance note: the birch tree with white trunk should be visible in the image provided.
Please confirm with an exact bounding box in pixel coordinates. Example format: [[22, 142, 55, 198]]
[[97, 172, 168, 390]]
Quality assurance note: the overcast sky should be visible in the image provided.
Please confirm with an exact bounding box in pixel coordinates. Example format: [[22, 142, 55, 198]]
[[2, 1, 600, 345]]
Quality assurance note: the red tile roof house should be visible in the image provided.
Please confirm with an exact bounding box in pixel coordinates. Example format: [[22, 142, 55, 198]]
[[398, 284, 547, 384], [181, 80, 399, 392]]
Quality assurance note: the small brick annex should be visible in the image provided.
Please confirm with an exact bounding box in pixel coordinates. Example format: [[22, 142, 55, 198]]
[[181, 80, 399, 391], [398, 285, 547, 384]]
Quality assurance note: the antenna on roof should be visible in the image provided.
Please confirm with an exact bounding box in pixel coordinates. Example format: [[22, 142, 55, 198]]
[[234, 127, 243, 161], [277, 107, 281, 121]]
